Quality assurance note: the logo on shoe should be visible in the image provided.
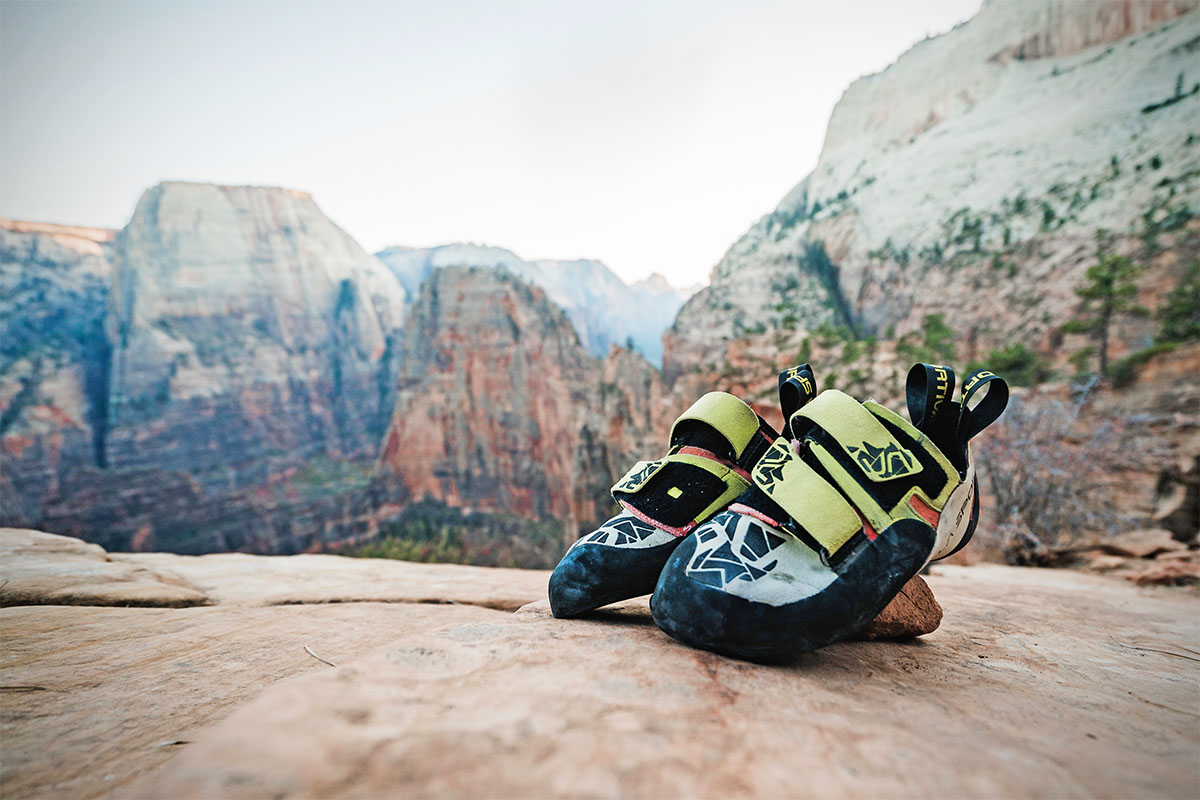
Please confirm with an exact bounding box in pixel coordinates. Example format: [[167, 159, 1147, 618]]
[[687, 514, 788, 588], [751, 439, 794, 497], [782, 366, 813, 395], [581, 515, 662, 548], [962, 370, 996, 397], [932, 365, 950, 413], [613, 459, 664, 494], [848, 441, 919, 480]]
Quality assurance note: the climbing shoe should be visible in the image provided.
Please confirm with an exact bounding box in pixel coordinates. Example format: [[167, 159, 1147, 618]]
[[548, 364, 817, 618], [650, 363, 1008, 660]]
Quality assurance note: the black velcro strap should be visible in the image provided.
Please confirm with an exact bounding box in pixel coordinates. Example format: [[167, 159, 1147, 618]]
[[735, 420, 775, 471], [778, 363, 817, 440], [614, 461, 731, 529], [906, 363, 958, 465]]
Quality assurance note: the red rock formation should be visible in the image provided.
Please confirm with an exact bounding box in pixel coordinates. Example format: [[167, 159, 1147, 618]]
[[378, 266, 666, 547]]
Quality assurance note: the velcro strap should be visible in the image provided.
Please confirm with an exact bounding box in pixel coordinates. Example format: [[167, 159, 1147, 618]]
[[751, 438, 862, 556], [669, 392, 761, 461], [612, 459, 667, 494], [613, 453, 738, 494], [612, 452, 750, 530], [791, 390, 921, 482]]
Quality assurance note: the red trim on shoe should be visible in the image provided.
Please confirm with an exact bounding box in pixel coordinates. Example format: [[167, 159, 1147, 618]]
[[909, 495, 941, 529], [618, 501, 698, 538], [728, 503, 784, 530], [857, 511, 878, 542], [678, 445, 723, 461]]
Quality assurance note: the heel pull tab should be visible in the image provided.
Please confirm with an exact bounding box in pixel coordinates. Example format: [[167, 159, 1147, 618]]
[[905, 363, 959, 468], [778, 363, 817, 440], [956, 370, 1009, 462]]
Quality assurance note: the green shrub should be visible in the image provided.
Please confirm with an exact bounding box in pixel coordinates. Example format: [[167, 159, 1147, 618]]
[[348, 499, 569, 568], [897, 314, 957, 363], [968, 342, 1052, 387]]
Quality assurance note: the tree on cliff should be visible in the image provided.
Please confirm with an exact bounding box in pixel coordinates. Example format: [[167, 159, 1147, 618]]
[[1062, 234, 1146, 377]]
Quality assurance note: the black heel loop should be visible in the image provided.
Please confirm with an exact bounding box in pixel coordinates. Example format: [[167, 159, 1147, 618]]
[[905, 363, 959, 466], [778, 363, 817, 440], [956, 370, 1009, 454]]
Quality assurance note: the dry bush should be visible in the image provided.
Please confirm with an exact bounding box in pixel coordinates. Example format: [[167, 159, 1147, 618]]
[[973, 390, 1149, 565]]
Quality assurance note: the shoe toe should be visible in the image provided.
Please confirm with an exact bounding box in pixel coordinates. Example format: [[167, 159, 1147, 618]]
[[652, 513, 934, 660], [548, 513, 680, 618]]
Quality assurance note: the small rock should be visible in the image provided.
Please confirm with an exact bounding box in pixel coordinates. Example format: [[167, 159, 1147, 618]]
[[1123, 549, 1200, 586], [1097, 529, 1185, 559], [1084, 554, 1131, 572], [855, 574, 943, 640]]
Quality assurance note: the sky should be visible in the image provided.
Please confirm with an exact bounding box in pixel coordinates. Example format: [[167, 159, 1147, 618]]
[[1, 0, 981, 286]]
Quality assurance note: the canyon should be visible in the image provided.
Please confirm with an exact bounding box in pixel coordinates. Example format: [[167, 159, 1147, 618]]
[[2, 0, 1198, 563], [1, 186, 681, 560]]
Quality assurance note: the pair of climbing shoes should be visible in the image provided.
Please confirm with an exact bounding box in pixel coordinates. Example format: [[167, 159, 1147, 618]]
[[550, 362, 1008, 662], [548, 364, 813, 617]]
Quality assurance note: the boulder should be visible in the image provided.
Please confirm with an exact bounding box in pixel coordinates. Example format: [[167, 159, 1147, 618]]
[[4, 528, 1196, 800]]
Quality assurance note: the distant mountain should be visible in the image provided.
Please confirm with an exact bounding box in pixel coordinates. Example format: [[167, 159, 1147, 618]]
[[376, 243, 695, 366], [2, 183, 410, 553]]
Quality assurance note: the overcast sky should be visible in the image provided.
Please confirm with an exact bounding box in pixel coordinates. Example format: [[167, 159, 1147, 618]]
[[1, 0, 980, 286]]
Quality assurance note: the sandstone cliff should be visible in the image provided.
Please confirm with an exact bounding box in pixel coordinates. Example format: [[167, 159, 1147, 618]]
[[666, 0, 1200, 376], [2, 184, 412, 555], [1, 220, 116, 527], [108, 182, 406, 466], [377, 266, 670, 556]]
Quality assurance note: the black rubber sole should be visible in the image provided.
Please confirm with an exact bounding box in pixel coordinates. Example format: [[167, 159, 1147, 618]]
[[650, 519, 936, 661], [548, 537, 683, 618]]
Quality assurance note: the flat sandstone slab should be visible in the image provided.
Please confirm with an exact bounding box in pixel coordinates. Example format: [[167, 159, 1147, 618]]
[[0, 602, 506, 800], [127, 564, 1200, 799], [110, 551, 549, 610], [0, 528, 207, 608]]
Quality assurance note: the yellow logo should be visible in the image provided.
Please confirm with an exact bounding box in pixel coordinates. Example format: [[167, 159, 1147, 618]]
[[783, 367, 813, 395], [847, 441, 919, 481], [751, 440, 794, 496], [962, 370, 995, 397], [932, 366, 950, 413], [614, 460, 662, 493]]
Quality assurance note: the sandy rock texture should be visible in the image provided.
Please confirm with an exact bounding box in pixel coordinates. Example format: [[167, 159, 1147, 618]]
[[1, 603, 504, 800], [127, 565, 1199, 800], [3, 529, 1196, 800]]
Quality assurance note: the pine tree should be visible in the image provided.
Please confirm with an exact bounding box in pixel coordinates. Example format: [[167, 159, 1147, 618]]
[[1062, 234, 1146, 377]]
